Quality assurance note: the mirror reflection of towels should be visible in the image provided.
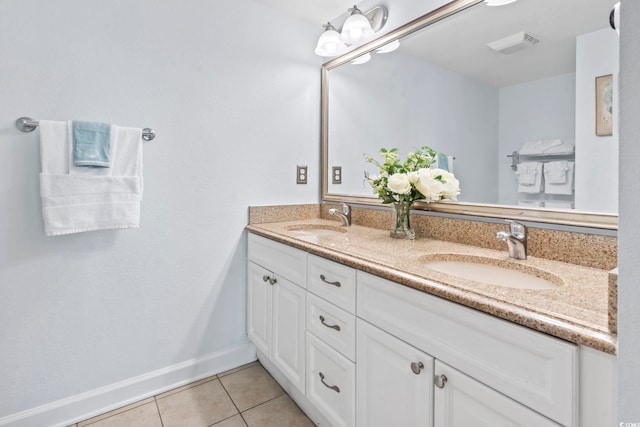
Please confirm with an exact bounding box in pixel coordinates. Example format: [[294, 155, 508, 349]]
[[544, 161, 574, 195], [516, 162, 543, 193]]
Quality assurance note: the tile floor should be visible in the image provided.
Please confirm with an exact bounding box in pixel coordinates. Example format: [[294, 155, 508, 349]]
[[68, 362, 315, 427]]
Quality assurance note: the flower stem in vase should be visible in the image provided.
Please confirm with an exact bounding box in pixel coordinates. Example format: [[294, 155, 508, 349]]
[[391, 201, 415, 240]]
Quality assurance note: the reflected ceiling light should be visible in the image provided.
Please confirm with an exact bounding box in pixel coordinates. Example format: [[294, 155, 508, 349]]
[[341, 6, 375, 44], [350, 53, 371, 65], [376, 39, 400, 54], [484, 0, 518, 6], [610, 2, 620, 35], [314, 23, 348, 57]]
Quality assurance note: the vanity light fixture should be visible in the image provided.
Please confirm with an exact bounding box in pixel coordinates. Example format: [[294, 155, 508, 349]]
[[375, 39, 400, 54], [315, 23, 349, 57], [341, 6, 376, 44], [314, 5, 389, 57], [484, 0, 518, 6], [350, 52, 371, 65]]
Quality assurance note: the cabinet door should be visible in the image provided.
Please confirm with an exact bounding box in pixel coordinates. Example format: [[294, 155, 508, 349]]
[[356, 319, 434, 427], [272, 275, 306, 393], [434, 361, 561, 427], [247, 261, 271, 357]]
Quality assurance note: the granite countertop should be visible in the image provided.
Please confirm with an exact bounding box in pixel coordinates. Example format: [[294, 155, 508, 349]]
[[247, 218, 616, 355]]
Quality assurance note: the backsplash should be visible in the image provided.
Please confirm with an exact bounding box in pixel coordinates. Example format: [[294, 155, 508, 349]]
[[248, 203, 617, 271]]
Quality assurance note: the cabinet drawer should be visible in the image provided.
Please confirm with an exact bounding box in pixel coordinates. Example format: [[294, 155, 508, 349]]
[[248, 233, 306, 287], [306, 332, 355, 427], [307, 254, 356, 313], [357, 271, 577, 427], [307, 293, 356, 362]]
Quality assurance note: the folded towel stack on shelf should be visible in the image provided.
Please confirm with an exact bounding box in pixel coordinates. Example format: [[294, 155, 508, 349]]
[[39, 120, 143, 236]]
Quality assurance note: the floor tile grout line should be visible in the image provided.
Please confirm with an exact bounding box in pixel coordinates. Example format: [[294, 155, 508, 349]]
[[215, 378, 249, 427], [153, 396, 165, 427]]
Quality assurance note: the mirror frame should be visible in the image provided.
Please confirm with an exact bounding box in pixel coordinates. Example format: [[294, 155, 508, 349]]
[[321, 0, 618, 230]]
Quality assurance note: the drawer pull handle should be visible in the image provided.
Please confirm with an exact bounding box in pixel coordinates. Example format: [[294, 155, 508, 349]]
[[262, 275, 277, 285], [434, 374, 448, 389], [410, 362, 424, 375], [320, 274, 341, 287], [319, 372, 341, 393], [319, 315, 341, 331]]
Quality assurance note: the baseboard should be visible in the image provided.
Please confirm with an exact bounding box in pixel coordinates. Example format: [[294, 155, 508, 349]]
[[0, 342, 256, 427]]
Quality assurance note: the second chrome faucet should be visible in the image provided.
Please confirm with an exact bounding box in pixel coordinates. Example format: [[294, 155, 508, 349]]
[[496, 220, 527, 260]]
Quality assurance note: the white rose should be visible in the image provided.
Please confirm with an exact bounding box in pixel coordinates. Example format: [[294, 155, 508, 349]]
[[439, 171, 460, 200], [407, 171, 419, 184], [387, 173, 412, 194], [415, 168, 445, 201]]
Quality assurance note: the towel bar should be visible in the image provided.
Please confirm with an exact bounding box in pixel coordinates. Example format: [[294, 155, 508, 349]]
[[15, 117, 156, 141]]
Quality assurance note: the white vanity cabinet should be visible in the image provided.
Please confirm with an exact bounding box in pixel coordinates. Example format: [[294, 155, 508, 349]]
[[246, 232, 614, 427], [247, 234, 307, 394], [357, 271, 575, 426]]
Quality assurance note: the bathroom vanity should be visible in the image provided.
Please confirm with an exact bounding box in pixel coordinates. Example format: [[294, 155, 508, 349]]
[[245, 217, 615, 427]]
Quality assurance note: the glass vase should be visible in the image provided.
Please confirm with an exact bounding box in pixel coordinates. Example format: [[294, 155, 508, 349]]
[[390, 200, 415, 240]]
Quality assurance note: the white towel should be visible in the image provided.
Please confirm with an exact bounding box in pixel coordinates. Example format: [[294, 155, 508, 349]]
[[39, 120, 143, 236], [544, 161, 574, 195], [516, 162, 543, 193], [519, 139, 574, 155], [544, 200, 574, 209], [517, 200, 543, 207]]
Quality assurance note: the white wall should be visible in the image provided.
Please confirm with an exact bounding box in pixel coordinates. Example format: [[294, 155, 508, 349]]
[[575, 28, 619, 213], [0, 0, 320, 424], [497, 73, 576, 206], [618, 0, 640, 420], [328, 49, 499, 203]]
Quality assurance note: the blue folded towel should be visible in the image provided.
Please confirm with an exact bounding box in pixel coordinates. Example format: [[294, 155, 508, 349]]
[[436, 152, 449, 171], [72, 121, 111, 167]]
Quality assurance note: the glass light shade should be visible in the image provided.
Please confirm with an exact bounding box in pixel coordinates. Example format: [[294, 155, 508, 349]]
[[350, 53, 371, 65], [340, 13, 374, 44], [315, 28, 348, 57], [376, 39, 400, 54], [484, 0, 518, 5]]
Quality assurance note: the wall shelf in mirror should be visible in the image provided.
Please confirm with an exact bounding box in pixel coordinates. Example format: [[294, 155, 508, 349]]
[[321, 0, 619, 230]]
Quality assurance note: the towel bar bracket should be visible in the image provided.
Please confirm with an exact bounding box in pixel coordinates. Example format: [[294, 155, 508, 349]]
[[16, 117, 37, 133], [15, 116, 156, 141]]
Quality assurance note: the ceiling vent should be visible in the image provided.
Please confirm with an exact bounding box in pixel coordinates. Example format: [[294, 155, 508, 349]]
[[487, 32, 540, 54]]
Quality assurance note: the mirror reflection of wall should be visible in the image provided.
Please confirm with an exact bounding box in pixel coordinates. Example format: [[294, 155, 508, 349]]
[[326, 0, 619, 214]]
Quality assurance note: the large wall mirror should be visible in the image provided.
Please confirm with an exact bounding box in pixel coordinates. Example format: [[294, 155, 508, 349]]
[[321, 0, 619, 229]]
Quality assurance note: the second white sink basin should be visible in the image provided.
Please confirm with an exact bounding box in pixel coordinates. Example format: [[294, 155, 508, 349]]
[[421, 254, 562, 290]]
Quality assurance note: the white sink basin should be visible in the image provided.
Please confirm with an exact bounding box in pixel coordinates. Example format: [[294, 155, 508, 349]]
[[421, 254, 562, 290], [286, 224, 347, 237]]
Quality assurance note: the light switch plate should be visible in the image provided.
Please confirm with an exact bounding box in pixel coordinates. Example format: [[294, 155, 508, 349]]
[[332, 166, 342, 184], [297, 165, 308, 184]]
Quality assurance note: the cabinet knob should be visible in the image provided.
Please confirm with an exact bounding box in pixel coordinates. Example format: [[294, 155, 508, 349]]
[[319, 274, 341, 287], [410, 361, 424, 375], [262, 275, 277, 285], [434, 374, 448, 389]]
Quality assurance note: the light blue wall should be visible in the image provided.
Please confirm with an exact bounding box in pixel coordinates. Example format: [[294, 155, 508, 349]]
[[0, 0, 320, 423]]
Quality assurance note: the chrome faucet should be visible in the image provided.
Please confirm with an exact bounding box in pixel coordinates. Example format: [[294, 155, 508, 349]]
[[329, 203, 351, 226], [496, 220, 527, 260]]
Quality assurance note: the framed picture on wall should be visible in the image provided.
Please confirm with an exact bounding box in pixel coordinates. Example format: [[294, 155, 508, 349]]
[[595, 74, 613, 136]]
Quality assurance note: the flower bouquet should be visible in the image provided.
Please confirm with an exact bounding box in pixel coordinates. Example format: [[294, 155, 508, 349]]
[[365, 146, 460, 239]]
